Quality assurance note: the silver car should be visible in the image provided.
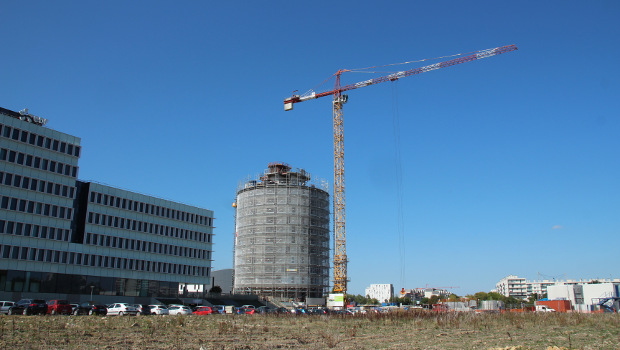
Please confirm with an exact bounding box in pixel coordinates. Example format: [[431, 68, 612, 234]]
[[0, 301, 15, 314], [106, 303, 139, 316], [168, 305, 192, 315], [149, 305, 169, 315]]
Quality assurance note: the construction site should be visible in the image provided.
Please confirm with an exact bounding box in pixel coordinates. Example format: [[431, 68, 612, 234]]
[[233, 162, 330, 301]]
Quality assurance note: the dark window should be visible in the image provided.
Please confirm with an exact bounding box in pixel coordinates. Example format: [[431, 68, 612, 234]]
[[10, 198, 18, 210], [52, 139, 59, 151], [13, 174, 21, 187], [31, 225, 39, 237], [8, 150, 16, 162], [3, 173, 12, 185], [34, 157, 41, 168], [60, 142, 66, 153], [20, 131, 28, 142], [67, 144, 73, 155], [36, 135, 44, 147], [42, 159, 49, 171], [25, 155, 33, 166], [16, 153, 24, 164], [2, 126, 11, 137], [11, 129, 19, 140], [18, 199, 26, 212], [44, 138, 51, 149], [29, 133, 36, 144], [49, 161, 56, 172]]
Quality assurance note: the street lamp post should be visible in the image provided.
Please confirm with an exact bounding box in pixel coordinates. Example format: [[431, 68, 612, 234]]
[[90, 286, 94, 302]]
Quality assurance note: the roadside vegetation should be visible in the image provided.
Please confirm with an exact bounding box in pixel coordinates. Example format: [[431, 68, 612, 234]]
[[1, 310, 618, 349]]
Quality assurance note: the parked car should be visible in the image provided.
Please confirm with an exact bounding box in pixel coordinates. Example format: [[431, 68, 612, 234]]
[[70, 303, 80, 314], [8, 299, 47, 315], [46, 299, 73, 315], [149, 305, 169, 315], [73, 303, 108, 316], [310, 308, 329, 315], [256, 306, 272, 314], [236, 307, 255, 315], [193, 306, 213, 315], [132, 304, 152, 316], [241, 304, 256, 309], [107, 303, 139, 316], [211, 305, 226, 314], [168, 305, 193, 315], [0, 301, 15, 314]]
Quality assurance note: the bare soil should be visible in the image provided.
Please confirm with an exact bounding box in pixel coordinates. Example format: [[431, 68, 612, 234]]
[[0, 311, 618, 349]]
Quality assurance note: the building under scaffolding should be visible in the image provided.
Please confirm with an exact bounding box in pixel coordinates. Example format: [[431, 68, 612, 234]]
[[233, 162, 330, 301]]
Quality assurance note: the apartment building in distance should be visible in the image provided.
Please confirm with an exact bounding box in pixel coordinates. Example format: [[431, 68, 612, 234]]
[[496, 274, 620, 300], [0, 106, 214, 303]]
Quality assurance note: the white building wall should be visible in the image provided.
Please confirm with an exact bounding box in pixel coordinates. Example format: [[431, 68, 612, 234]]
[[365, 284, 394, 303], [582, 283, 619, 306]]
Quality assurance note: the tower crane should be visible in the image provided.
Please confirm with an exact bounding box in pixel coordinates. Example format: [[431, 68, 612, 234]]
[[284, 44, 518, 297]]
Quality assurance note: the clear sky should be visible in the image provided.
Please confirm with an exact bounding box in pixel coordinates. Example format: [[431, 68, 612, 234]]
[[2, 1, 618, 296]]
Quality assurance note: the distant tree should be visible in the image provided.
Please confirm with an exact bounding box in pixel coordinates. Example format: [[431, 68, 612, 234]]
[[428, 295, 440, 305], [589, 280, 601, 284], [209, 285, 222, 294], [474, 292, 489, 301], [448, 294, 459, 302], [487, 292, 504, 301], [421, 297, 430, 305]]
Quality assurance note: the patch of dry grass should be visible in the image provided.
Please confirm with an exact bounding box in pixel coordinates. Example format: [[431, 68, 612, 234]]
[[0, 311, 618, 349]]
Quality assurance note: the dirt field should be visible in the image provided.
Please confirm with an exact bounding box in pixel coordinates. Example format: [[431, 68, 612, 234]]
[[0, 311, 618, 349]]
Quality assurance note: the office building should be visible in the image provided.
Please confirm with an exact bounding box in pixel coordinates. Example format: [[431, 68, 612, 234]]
[[0, 106, 214, 302]]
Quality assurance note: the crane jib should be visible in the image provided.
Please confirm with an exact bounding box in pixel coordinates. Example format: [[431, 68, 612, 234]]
[[283, 44, 517, 110]]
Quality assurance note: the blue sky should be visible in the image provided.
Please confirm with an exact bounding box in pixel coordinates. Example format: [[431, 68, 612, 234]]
[[1, 1, 618, 296]]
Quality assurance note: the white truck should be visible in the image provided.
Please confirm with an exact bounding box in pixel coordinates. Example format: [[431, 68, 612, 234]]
[[535, 305, 556, 312]]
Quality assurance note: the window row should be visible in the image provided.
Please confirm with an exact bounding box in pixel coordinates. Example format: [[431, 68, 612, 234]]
[[89, 191, 212, 226], [0, 195, 73, 220], [0, 171, 76, 199], [0, 123, 81, 157], [87, 211, 212, 243], [0, 245, 208, 277], [0, 219, 71, 241], [84, 232, 212, 260], [0, 148, 79, 178]]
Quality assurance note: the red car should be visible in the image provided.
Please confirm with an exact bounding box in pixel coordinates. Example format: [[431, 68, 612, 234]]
[[193, 306, 214, 315], [47, 300, 73, 315]]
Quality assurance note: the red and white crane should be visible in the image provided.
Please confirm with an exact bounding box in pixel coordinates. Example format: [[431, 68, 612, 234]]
[[284, 44, 518, 298]]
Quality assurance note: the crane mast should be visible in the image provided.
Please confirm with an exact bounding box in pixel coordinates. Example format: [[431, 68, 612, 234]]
[[284, 45, 518, 298]]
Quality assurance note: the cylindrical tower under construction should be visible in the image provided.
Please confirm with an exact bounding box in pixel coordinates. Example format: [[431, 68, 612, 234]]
[[233, 162, 330, 301]]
